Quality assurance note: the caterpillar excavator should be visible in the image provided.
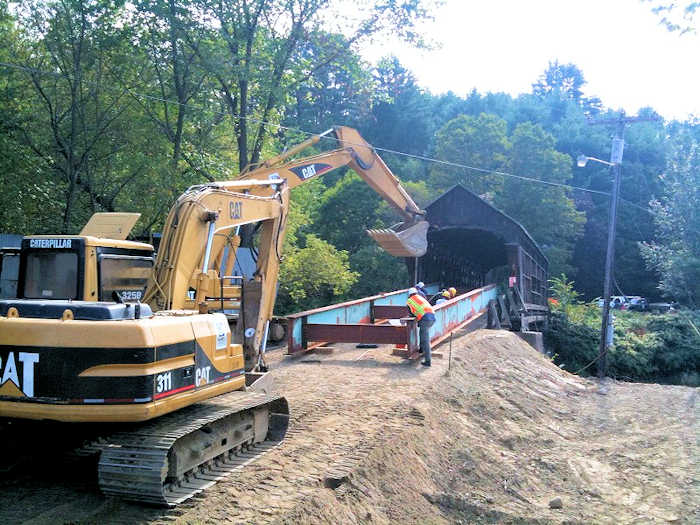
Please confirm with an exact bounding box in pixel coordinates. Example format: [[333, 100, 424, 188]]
[[0, 126, 427, 505]]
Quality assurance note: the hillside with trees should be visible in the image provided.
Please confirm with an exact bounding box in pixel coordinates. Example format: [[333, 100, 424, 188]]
[[0, 0, 697, 314]]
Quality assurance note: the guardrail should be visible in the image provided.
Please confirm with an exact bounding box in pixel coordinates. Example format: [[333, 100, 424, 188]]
[[286, 284, 496, 356]]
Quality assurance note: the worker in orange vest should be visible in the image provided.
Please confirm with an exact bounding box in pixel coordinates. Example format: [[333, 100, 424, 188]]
[[407, 287, 436, 367]]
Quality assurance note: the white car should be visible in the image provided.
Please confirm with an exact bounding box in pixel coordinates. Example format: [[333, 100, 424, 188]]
[[596, 296, 631, 309]]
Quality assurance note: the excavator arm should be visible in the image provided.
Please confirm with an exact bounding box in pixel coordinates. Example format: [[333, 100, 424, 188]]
[[237, 126, 429, 257], [238, 126, 424, 221]]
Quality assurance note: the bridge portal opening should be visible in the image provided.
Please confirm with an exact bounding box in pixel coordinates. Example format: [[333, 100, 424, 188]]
[[407, 184, 549, 308], [420, 228, 508, 291]]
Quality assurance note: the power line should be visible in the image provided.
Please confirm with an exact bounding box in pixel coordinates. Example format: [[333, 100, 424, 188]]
[[619, 198, 700, 236], [5, 60, 696, 236]]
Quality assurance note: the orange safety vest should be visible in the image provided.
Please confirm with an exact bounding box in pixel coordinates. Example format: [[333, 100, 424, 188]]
[[407, 293, 434, 321]]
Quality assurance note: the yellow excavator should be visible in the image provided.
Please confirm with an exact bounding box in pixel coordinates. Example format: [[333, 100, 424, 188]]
[[0, 126, 427, 505]]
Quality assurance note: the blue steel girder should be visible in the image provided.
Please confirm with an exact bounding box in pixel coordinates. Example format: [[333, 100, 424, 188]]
[[285, 284, 496, 355]]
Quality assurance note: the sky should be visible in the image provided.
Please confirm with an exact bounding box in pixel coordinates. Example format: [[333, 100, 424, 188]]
[[361, 0, 699, 121]]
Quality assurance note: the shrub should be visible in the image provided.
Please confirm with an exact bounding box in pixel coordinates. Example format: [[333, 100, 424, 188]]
[[543, 313, 598, 374], [545, 309, 700, 385]]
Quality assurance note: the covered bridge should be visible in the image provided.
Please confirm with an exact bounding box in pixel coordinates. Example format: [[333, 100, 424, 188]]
[[410, 184, 548, 311]]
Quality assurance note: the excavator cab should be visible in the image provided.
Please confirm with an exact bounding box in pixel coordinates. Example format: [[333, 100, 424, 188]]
[[3, 214, 154, 303], [15, 236, 153, 302]]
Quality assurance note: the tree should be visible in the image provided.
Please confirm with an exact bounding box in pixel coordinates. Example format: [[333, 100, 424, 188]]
[[533, 61, 602, 118], [193, 0, 435, 174], [366, 57, 434, 154], [640, 120, 699, 306], [495, 122, 586, 276], [12, 0, 147, 232], [276, 234, 358, 314], [131, 0, 211, 176], [645, 0, 698, 34], [347, 245, 408, 298], [283, 32, 373, 133], [533, 60, 587, 102], [428, 113, 510, 195], [314, 173, 384, 253]]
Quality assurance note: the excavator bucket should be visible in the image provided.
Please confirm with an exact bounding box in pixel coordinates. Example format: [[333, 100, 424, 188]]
[[367, 220, 429, 258]]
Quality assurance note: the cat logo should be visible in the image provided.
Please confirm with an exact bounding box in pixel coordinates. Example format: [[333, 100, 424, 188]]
[[290, 163, 332, 181], [0, 352, 39, 397], [229, 201, 243, 219]]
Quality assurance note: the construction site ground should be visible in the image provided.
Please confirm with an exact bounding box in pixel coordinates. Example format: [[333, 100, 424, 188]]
[[0, 329, 696, 524]]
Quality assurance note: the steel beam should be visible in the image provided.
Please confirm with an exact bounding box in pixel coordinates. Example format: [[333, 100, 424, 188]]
[[303, 324, 409, 345], [286, 285, 438, 354]]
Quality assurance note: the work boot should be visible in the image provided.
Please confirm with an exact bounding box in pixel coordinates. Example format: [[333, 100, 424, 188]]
[[421, 361, 431, 367]]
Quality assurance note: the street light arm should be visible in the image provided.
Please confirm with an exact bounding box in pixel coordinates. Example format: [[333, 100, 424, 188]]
[[577, 154, 616, 168]]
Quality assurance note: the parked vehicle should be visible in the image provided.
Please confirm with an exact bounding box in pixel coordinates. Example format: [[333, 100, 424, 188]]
[[628, 297, 649, 311], [649, 302, 673, 313]]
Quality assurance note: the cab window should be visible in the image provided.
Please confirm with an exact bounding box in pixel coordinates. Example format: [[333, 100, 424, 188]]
[[23, 251, 79, 299], [99, 255, 153, 302]]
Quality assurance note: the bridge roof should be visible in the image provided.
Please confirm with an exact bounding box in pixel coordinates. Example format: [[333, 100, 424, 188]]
[[425, 184, 548, 269]]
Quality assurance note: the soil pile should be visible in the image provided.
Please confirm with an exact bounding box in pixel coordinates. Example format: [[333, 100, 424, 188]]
[[278, 330, 697, 524]]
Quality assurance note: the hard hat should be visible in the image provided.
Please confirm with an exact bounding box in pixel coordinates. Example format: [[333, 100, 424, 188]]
[[442, 290, 451, 298], [408, 287, 418, 296], [416, 282, 425, 288], [449, 287, 457, 297]]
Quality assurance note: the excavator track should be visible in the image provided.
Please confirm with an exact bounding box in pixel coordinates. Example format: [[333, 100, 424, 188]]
[[97, 391, 289, 506]]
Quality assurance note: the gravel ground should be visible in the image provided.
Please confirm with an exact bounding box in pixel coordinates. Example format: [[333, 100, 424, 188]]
[[0, 329, 696, 524]]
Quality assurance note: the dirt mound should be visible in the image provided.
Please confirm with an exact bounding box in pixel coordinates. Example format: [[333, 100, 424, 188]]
[[277, 330, 697, 525]]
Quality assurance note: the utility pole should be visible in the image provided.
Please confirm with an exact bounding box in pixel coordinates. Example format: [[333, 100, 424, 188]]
[[587, 112, 660, 379]]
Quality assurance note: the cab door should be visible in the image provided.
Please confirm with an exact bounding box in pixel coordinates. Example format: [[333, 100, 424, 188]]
[[0, 248, 20, 299]]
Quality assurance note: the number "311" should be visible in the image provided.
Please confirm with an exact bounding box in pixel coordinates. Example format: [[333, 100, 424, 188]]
[[156, 372, 172, 393]]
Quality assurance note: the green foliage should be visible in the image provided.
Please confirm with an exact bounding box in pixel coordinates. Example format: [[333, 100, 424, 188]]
[[276, 234, 359, 314], [495, 122, 585, 276], [548, 274, 580, 319], [647, 1, 698, 34], [639, 122, 699, 306], [365, 56, 436, 162], [429, 113, 509, 194], [347, 245, 408, 299], [545, 307, 700, 386], [646, 312, 700, 384], [314, 173, 384, 253], [0, 1, 695, 320], [544, 312, 599, 373], [532, 61, 586, 103]]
